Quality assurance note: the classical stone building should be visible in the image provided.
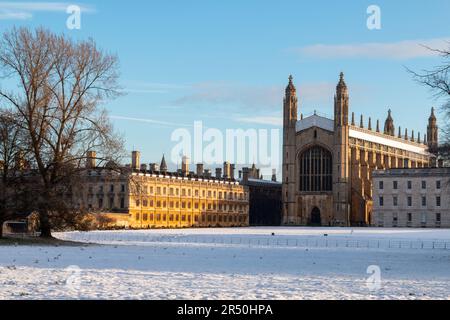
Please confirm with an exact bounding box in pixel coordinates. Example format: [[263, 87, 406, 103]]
[[80, 152, 249, 229], [282, 73, 438, 226], [372, 167, 450, 228]]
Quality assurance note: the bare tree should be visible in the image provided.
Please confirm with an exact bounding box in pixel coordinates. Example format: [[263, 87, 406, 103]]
[[409, 43, 450, 158], [0, 110, 25, 238], [0, 27, 125, 238]]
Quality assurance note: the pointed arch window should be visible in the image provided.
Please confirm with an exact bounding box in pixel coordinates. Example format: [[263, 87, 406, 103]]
[[299, 146, 332, 192]]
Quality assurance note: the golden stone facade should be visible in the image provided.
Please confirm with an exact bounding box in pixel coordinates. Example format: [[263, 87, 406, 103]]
[[81, 154, 249, 229], [282, 73, 438, 227], [127, 173, 249, 228]]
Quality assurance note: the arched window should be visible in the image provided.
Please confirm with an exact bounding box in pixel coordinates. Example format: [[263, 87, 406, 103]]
[[299, 146, 332, 192]]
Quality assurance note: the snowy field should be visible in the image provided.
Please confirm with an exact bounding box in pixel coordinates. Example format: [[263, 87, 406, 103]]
[[1, 227, 450, 300]]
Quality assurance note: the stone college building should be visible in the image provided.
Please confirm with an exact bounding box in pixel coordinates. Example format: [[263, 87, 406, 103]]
[[282, 73, 438, 227], [81, 152, 249, 229]]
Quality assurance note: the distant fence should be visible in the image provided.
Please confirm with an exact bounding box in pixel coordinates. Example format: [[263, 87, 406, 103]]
[[60, 233, 450, 251]]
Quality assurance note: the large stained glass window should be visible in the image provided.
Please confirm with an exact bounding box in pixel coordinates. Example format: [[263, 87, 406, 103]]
[[299, 146, 332, 192]]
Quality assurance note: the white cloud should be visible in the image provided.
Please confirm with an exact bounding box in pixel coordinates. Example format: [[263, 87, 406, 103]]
[[172, 82, 283, 110], [110, 115, 191, 128], [0, 11, 32, 20], [122, 81, 190, 95], [172, 81, 340, 112], [234, 116, 282, 126], [293, 38, 450, 60], [0, 2, 95, 20]]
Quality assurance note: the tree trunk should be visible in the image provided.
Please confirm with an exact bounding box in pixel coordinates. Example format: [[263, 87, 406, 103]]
[[39, 212, 52, 238]]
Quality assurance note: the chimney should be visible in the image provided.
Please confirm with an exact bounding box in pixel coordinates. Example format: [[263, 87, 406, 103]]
[[272, 169, 277, 182], [223, 162, 231, 179], [181, 156, 189, 175], [196, 163, 204, 177], [215, 168, 222, 179], [86, 151, 96, 168], [150, 163, 159, 172], [140, 164, 147, 171], [131, 151, 140, 170], [230, 164, 236, 180], [242, 167, 250, 183], [204, 169, 211, 178]]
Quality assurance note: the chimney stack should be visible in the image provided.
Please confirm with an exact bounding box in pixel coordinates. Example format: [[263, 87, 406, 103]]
[[215, 168, 222, 179], [181, 156, 189, 175], [131, 151, 140, 170], [230, 164, 236, 180], [272, 169, 277, 182], [242, 167, 250, 183], [223, 162, 231, 179], [86, 151, 96, 168], [196, 163, 204, 177]]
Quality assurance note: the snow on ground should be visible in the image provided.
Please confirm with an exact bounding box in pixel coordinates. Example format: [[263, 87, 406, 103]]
[[1, 227, 450, 300]]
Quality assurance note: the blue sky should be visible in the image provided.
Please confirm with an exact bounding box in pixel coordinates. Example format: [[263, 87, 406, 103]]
[[0, 0, 449, 175]]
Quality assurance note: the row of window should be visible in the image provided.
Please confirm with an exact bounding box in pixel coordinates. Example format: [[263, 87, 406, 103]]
[[96, 197, 125, 210], [92, 198, 247, 212], [89, 184, 126, 194], [377, 212, 442, 224], [136, 199, 246, 212], [135, 213, 247, 224], [379, 195, 442, 207], [138, 186, 245, 200], [378, 180, 441, 190]]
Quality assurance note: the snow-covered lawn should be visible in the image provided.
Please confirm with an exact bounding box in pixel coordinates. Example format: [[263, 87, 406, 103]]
[[1, 227, 450, 300]]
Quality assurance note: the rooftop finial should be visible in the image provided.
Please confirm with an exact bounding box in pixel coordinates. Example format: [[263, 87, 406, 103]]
[[337, 71, 347, 89], [286, 74, 296, 94], [384, 108, 395, 136]]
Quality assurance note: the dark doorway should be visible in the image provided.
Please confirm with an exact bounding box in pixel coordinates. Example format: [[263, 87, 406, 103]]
[[310, 207, 321, 226]]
